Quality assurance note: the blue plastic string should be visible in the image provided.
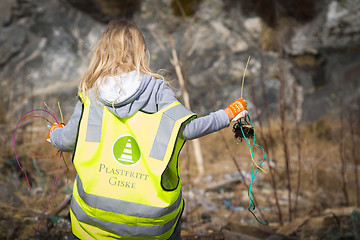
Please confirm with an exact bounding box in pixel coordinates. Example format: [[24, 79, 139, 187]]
[[240, 115, 267, 224]]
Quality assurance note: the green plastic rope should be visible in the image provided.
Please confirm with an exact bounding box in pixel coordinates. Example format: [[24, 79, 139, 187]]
[[240, 115, 267, 224], [28, 153, 46, 187]]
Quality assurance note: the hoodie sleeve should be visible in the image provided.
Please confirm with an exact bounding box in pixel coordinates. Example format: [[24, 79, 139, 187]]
[[155, 79, 230, 140], [181, 109, 230, 140], [50, 101, 82, 152], [156, 81, 179, 111]]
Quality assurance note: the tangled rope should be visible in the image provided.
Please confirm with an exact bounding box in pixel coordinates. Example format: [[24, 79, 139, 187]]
[[13, 106, 66, 238], [240, 116, 267, 224]]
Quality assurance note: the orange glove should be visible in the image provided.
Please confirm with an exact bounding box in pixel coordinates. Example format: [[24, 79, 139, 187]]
[[47, 123, 65, 143], [225, 98, 248, 122]]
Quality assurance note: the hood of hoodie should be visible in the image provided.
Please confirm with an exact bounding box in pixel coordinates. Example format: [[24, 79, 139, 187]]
[[95, 72, 178, 118], [97, 71, 141, 105]]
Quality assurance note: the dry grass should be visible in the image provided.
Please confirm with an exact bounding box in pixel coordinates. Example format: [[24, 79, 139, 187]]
[[0, 120, 75, 239], [0, 113, 359, 238], [179, 115, 359, 231]]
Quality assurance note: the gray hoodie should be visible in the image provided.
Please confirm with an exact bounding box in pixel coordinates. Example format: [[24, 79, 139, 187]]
[[50, 73, 230, 152]]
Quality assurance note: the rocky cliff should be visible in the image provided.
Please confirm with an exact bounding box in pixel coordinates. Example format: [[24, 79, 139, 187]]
[[1, 0, 359, 124]]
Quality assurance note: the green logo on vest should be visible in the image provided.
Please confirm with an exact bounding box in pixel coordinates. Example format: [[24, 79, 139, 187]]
[[112, 135, 141, 166]]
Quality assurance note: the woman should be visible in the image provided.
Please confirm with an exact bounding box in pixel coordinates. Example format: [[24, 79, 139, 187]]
[[49, 19, 247, 239]]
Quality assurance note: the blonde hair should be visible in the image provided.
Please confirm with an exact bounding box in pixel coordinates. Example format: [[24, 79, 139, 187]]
[[79, 19, 163, 96]]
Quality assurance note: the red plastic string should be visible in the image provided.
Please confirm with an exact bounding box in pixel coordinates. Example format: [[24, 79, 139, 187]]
[[30, 150, 60, 159], [22, 114, 53, 124], [14, 108, 59, 190], [14, 108, 65, 238]]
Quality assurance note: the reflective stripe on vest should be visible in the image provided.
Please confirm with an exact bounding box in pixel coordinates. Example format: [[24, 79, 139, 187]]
[[85, 100, 103, 142], [149, 104, 193, 161], [71, 94, 195, 239], [71, 197, 183, 237], [75, 175, 182, 218]]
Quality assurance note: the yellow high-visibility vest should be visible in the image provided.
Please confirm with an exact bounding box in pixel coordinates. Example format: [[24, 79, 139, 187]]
[[70, 93, 196, 239]]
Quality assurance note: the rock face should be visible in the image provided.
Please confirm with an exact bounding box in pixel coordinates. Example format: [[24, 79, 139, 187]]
[[0, 0, 359, 124], [281, 0, 360, 120], [0, 0, 103, 122], [64, 0, 141, 22]]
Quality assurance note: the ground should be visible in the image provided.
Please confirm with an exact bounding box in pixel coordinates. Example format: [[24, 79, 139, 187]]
[[1, 116, 360, 239]]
